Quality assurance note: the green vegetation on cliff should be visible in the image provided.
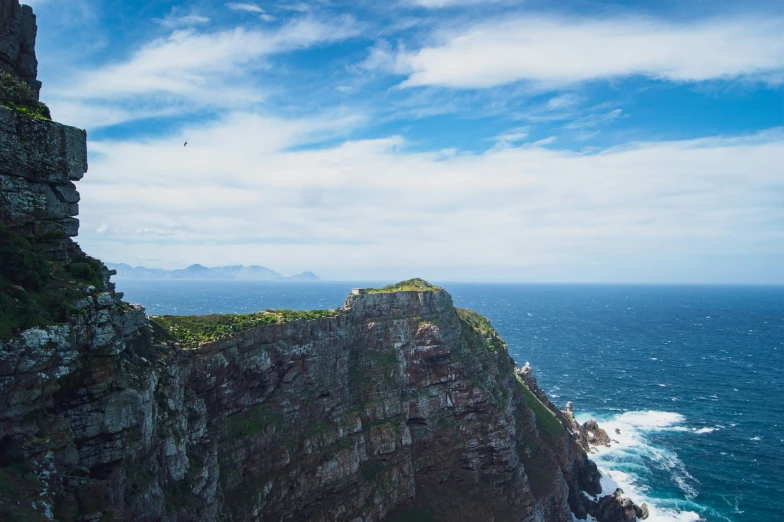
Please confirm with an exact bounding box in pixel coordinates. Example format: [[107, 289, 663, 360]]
[[0, 71, 50, 120], [366, 278, 441, 293], [150, 308, 343, 348], [455, 307, 513, 409], [516, 376, 566, 440], [0, 226, 105, 338], [456, 308, 506, 353]]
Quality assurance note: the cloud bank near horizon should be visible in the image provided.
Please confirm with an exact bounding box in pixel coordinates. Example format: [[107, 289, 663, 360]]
[[24, 0, 784, 283], [78, 112, 784, 282]]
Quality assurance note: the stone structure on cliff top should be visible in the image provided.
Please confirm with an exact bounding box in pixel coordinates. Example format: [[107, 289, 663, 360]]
[[0, 1, 649, 520]]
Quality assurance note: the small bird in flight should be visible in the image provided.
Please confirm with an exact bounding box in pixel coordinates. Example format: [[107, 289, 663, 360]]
[[184, 141, 188, 147]]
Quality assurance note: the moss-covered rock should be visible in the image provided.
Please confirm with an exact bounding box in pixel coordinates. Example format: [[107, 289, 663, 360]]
[[0, 71, 50, 120]]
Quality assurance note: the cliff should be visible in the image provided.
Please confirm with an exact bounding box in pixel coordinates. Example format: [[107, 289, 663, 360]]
[[0, 2, 646, 521], [0, 0, 39, 97], [1, 269, 603, 521]]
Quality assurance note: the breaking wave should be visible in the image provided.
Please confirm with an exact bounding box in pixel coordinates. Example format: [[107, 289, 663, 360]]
[[577, 410, 730, 522]]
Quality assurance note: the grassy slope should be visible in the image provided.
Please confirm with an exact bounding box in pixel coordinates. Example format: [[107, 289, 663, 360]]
[[150, 309, 342, 348], [456, 308, 506, 353], [366, 278, 442, 293], [516, 376, 567, 440]]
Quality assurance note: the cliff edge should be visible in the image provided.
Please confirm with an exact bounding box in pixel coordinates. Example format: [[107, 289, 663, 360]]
[[0, 2, 648, 521]]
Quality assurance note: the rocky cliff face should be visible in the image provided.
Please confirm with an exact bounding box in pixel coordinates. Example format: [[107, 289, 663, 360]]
[[0, 106, 87, 261], [1, 275, 603, 522], [0, 2, 641, 521], [0, 0, 39, 97]]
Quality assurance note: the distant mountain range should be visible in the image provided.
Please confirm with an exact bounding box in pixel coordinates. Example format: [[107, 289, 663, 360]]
[[107, 263, 319, 282]]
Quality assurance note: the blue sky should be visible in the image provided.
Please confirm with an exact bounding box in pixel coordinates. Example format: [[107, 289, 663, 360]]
[[25, 0, 784, 282]]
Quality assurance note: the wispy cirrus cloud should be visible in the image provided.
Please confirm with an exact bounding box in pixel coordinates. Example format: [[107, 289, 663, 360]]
[[388, 16, 784, 88], [226, 3, 265, 14], [155, 11, 210, 29], [402, 0, 515, 8], [48, 15, 361, 128], [547, 93, 582, 110]]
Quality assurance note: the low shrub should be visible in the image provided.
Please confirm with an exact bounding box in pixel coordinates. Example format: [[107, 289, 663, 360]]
[[0, 71, 50, 120], [0, 226, 104, 338], [150, 308, 342, 348], [0, 233, 49, 290]]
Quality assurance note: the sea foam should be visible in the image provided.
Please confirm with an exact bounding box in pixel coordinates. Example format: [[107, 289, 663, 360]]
[[577, 410, 711, 522]]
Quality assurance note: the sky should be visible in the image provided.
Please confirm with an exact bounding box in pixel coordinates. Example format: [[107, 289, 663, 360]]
[[24, 0, 784, 283]]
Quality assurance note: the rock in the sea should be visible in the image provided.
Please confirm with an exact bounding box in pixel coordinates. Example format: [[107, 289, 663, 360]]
[[585, 488, 648, 522], [581, 419, 612, 446]]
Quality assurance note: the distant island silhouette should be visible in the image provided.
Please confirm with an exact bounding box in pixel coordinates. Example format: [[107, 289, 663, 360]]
[[107, 263, 319, 281]]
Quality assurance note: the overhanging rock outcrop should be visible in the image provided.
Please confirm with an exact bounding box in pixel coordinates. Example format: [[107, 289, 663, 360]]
[[0, 106, 87, 260]]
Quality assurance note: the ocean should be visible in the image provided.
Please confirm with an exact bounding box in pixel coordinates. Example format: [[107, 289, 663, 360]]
[[115, 280, 784, 522]]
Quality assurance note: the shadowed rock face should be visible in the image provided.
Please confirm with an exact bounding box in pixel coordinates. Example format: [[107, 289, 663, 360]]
[[0, 2, 620, 520], [0, 0, 40, 97], [1, 283, 603, 522]]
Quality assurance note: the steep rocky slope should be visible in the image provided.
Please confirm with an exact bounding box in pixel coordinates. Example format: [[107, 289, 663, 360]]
[[0, 2, 647, 520]]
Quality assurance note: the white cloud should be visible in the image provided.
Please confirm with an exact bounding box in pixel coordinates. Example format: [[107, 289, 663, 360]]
[[76, 112, 784, 282], [492, 126, 529, 146], [156, 14, 210, 28], [562, 108, 624, 130], [394, 16, 784, 88], [404, 0, 514, 8], [547, 93, 582, 110], [49, 16, 361, 128], [226, 3, 265, 14], [359, 41, 400, 72]]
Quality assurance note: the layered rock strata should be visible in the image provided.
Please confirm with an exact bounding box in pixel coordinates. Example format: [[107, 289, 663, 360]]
[[0, 0, 39, 96], [0, 106, 87, 261], [0, 2, 648, 521], [0, 280, 605, 521]]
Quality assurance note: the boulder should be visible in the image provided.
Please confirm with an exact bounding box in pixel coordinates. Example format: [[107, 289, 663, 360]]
[[582, 419, 612, 446], [585, 488, 647, 522]]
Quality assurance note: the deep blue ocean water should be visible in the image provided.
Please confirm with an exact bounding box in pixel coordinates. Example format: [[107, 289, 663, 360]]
[[115, 281, 784, 522]]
